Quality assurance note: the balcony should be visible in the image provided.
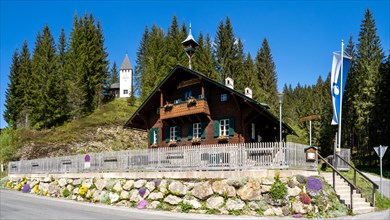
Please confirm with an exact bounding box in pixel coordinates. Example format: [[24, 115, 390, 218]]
[[160, 99, 210, 120]]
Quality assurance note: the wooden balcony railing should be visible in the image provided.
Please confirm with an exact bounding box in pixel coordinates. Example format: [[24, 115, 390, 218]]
[[160, 99, 210, 120]]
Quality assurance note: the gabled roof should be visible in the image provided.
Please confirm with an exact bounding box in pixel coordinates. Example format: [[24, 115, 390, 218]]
[[120, 54, 132, 70], [110, 82, 120, 89], [124, 65, 296, 135]]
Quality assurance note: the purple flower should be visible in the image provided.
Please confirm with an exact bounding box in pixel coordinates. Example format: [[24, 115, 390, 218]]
[[154, 180, 161, 187], [288, 181, 294, 188], [137, 200, 148, 209], [22, 184, 31, 193], [306, 177, 323, 192], [139, 188, 146, 197], [292, 213, 303, 218], [296, 175, 306, 184], [54, 191, 59, 197]]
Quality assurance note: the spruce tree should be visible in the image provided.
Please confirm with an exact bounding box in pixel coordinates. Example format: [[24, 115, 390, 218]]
[[4, 49, 21, 128], [134, 26, 149, 96], [352, 9, 384, 163], [255, 38, 278, 109], [193, 32, 219, 81], [17, 40, 33, 126], [108, 62, 119, 86]]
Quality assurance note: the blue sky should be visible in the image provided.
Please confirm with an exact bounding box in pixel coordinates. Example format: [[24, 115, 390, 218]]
[[1, 0, 389, 129]]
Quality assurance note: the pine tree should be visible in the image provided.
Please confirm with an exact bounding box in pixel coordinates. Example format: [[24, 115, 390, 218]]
[[352, 9, 384, 163], [255, 38, 278, 109], [57, 28, 70, 120], [233, 38, 245, 92], [108, 62, 119, 86], [134, 26, 149, 96], [165, 16, 186, 69], [3, 49, 21, 128], [240, 53, 261, 100]]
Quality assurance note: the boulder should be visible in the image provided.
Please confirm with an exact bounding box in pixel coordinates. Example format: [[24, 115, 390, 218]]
[[129, 189, 141, 202], [225, 199, 245, 211], [206, 196, 224, 210], [212, 180, 236, 197], [93, 190, 101, 202], [183, 198, 201, 209], [264, 207, 283, 216], [134, 180, 147, 188], [247, 201, 260, 211], [73, 187, 79, 194], [164, 195, 182, 205], [43, 177, 51, 183], [168, 181, 187, 196], [191, 182, 213, 200], [109, 192, 119, 203], [113, 182, 123, 192], [145, 181, 156, 192], [147, 201, 161, 209], [120, 190, 129, 200], [66, 184, 74, 192], [159, 179, 168, 193], [95, 179, 107, 191], [48, 183, 58, 195], [58, 179, 67, 187], [260, 185, 271, 193], [123, 180, 134, 191], [116, 200, 131, 207], [73, 179, 81, 185], [82, 179, 93, 188], [292, 201, 313, 214], [288, 186, 301, 197], [261, 178, 274, 185], [148, 192, 164, 201], [237, 180, 262, 201], [40, 183, 49, 192]]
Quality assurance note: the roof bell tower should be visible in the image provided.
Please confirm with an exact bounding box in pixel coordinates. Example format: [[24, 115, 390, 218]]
[[181, 23, 199, 69]]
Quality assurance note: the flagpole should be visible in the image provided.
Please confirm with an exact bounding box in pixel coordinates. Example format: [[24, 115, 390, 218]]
[[338, 40, 344, 154]]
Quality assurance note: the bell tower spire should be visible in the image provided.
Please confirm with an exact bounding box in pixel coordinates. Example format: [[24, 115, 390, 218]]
[[181, 23, 199, 69]]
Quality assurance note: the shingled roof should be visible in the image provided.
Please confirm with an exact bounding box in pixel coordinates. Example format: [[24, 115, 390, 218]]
[[120, 54, 132, 70]]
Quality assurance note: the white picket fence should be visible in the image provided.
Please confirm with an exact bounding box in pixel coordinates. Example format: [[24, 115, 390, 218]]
[[8, 142, 318, 174]]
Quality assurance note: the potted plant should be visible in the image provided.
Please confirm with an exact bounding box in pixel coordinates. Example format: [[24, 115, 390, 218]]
[[217, 135, 229, 143], [150, 143, 158, 148], [164, 103, 173, 111], [168, 140, 177, 147], [187, 97, 197, 107], [191, 137, 201, 145]]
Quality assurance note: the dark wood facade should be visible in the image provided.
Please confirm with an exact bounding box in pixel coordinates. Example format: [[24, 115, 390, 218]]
[[124, 65, 295, 148]]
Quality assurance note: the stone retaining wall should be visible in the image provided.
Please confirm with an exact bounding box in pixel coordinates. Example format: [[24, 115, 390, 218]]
[[3, 172, 349, 218]]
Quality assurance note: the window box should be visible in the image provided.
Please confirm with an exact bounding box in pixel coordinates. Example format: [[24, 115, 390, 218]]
[[168, 140, 177, 147], [164, 103, 173, 111], [218, 135, 229, 143], [191, 137, 201, 145], [150, 143, 158, 148], [187, 98, 197, 107]]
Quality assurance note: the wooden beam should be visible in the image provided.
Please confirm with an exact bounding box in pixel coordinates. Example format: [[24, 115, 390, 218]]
[[299, 114, 321, 123], [244, 111, 260, 124], [231, 93, 241, 111]]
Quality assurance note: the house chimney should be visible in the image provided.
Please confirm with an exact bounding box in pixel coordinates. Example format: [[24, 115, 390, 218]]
[[225, 77, 234, 89], [245, 87, 252, 98]]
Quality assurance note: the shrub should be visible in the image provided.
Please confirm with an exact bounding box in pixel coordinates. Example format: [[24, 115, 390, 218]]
[[14, 183, 22, 191], [33, 185, 39, 194], [43, 190, 48, 196], [100, 192, 110, 204], [22, 184, 31, 193], [226, 177, 248, 187], [270, 175, 287, 201], [300, 193, 311, 204], [62, 188, 71, 198], [178, 202, 192, 213], [79, 186, 88, 196], [5, 182, 11, 189]]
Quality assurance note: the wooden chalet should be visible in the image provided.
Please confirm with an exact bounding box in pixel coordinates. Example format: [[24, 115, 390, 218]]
[[124, 65, 296, 148]]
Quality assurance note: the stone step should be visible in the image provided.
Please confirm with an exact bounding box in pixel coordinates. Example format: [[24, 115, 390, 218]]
[[337, 192, 361, 198], [340, 197, 366, 204], [336, 189, 359, 195], [352, 206, 375, 214]]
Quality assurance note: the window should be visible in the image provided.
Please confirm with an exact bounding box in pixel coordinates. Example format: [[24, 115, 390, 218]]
[[170, 126, 178, 141], [123, 89, 128, 94], [220, 119, 229, 136], [185, 91, 192, 99], [251, 123, 256, 140], [220, 94, 228, 102], [156, 108, 160, 115], [193, 123, 202, 138]]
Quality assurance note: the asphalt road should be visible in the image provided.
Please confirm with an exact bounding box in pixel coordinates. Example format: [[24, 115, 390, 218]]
[[1, 189, 389, 220], [363, 172, 390, 198]]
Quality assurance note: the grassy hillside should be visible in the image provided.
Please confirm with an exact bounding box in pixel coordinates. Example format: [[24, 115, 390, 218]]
[[0, 99, 147, 162]]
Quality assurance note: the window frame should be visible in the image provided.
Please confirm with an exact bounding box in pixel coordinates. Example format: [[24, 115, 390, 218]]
[[220, 119, 229, 136], [170, 126, 178, 141], [123, 89, 128, 95], [193, 122, 202, 139], [220, 94, 228, 102]]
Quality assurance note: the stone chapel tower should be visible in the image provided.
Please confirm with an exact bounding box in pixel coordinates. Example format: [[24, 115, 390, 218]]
[[119, 54, 132, 98]]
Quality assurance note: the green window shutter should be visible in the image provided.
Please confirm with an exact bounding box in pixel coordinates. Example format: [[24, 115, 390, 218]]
[[201, 122, 207, 139], [165, 127, 170, 143], [229, 117, 235, 137], [188, 124, 193, 140], [177, 126, 181, 141], [214, 120, 220, 138], [149, 129, 153, 144]]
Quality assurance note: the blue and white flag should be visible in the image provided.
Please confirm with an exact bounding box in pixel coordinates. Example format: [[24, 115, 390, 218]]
[[331, 53, 351, 125]]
